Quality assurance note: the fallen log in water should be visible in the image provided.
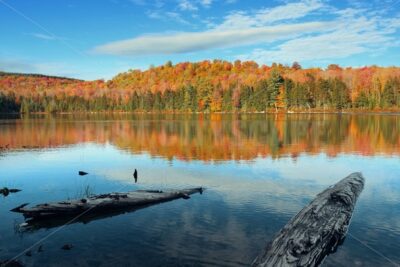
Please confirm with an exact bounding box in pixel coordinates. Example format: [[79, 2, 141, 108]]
[[12, 187, 204, 220], [18, 202, 171, 231], [252, 172, 365, 267]]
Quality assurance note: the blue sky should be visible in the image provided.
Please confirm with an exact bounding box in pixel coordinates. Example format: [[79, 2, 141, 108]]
[[0, 0, 399, 80]]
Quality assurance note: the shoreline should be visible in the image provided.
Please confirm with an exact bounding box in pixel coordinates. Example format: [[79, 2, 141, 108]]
[[1, 109, 400, 116]]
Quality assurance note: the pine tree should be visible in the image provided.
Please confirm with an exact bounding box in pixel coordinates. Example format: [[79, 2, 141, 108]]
[[222, 87, 233, 111], [267, 69, 284, 111], [283, 79, 294, 109], [382, 78, 397, 107]]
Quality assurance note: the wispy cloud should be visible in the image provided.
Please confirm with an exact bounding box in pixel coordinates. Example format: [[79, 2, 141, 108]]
[[93, 22, 329, 55], [146, 10, 190, 25], [215, 0, 324, 30], [200, 0, 212, 8], [93, 0, 327, 56], [178, 0, 198, 11], [92, 0, 400, 62], [240, 10, 400, 64], [29, 32, 57, 40], [177, 0, 214, 11]]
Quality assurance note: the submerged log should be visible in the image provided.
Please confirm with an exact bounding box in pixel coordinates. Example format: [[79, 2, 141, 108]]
[[252, 172, 365, 267], [0, 187, 21, 197], [12, 187, 204, 220]]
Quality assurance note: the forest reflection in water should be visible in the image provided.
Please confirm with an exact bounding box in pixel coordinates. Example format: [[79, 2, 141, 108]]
[[0, 113, 400, 266], [0, 113, 399, 160]]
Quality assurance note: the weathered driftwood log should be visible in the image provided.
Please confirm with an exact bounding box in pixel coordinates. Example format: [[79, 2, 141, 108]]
[[12, 187, 203, 220], [252, 172, 365, 267]]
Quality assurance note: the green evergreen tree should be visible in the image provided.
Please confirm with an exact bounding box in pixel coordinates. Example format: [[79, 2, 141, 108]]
[[283, 79, 294, 109], [382, 78, 398, 107], [330, 78, 350, 109], [354, 91, 369, 108], [222, 87, 233, 111], [267, 69, 284, 110]]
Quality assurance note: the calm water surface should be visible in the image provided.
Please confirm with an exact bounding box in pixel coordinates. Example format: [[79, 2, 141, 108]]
[[0, 114, 399, 266]]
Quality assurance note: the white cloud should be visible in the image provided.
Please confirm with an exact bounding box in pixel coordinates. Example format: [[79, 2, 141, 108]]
[[200, 0, 212, 8], [93, 22, 329, 55], [146, 10, 161, 19], [254, 0, 324, 23], [240, 10, 400, 64], [94, 0, 327, 56], [215, 0, 324, 30], [177, 0, 213, 11], [178, 0, 198, 11], [92, 0, 400, 61], [146, 10, 190, 24]]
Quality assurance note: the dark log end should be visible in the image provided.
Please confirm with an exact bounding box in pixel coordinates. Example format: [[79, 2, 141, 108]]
[[180, 193, 190, 199], [1, 188, 22, 197], [10, 203, 30, 213], [9, 189, 22, 193]]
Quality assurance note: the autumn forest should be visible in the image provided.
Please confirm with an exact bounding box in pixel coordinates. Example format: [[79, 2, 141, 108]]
[[1, 60, 400, 113]]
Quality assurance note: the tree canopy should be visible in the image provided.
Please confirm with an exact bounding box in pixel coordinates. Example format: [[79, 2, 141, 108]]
[[0, 61, 399, 113]]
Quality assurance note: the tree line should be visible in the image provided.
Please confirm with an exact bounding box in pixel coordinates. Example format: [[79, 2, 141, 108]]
[[0, 61, 400, 113]]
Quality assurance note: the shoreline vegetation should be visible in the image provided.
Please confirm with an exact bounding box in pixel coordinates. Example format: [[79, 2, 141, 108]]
[[1, 109, 400, 115], [1, 60, 400, 114]]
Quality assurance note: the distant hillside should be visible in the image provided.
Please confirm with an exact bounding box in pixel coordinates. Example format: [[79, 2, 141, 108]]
[[0, 60, 399, 113], [0, 71, 83, 81]]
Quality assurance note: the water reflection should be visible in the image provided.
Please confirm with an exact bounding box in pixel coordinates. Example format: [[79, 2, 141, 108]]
[[0, 114, 399, 266], [0, 113, 399, 160]]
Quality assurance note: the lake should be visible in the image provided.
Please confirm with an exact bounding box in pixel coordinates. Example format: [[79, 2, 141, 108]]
[[0, 113, 399, 266]]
